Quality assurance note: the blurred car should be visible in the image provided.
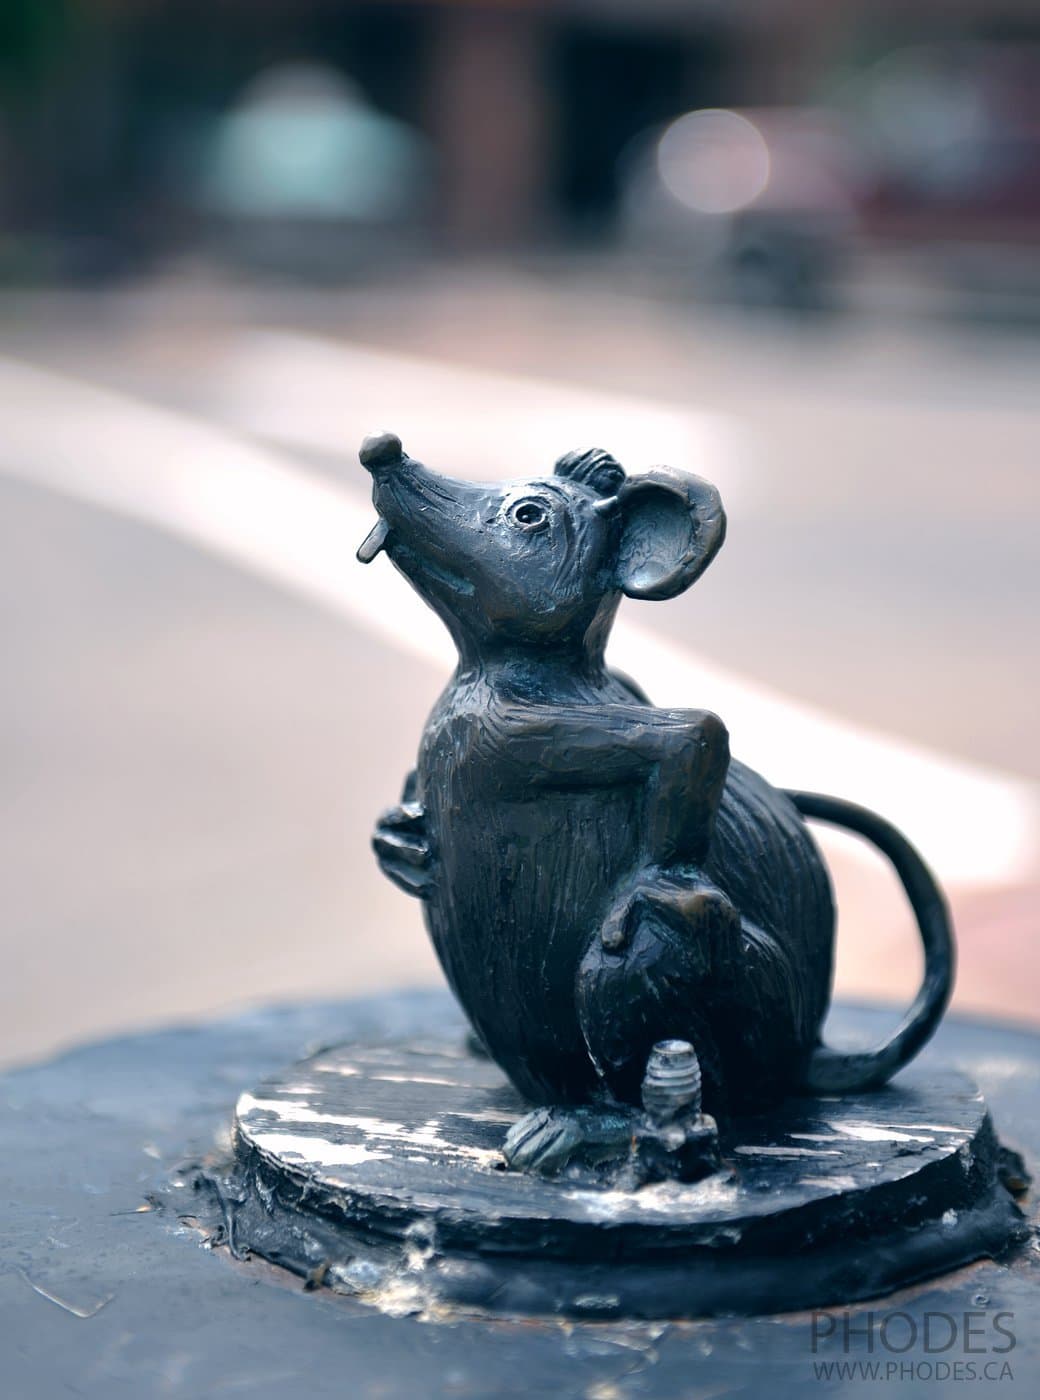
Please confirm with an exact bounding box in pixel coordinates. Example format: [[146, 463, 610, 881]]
[[619, 42, 1040, 315]]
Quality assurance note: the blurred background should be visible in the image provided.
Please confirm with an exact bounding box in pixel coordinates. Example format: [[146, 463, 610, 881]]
[[1, 0, 1038, 1068]]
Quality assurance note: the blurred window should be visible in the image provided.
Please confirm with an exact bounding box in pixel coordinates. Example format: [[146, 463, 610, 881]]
[[204, 63, 427, 222]]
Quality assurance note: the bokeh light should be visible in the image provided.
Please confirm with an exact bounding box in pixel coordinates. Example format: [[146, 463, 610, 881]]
[[656, 109, 771, 216]]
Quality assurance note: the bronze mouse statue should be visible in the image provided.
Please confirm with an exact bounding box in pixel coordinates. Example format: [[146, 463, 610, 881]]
[[358, 432, 954, 1176]]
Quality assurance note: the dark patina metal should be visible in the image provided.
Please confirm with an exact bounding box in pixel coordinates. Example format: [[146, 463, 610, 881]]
[[225, 1022, 1026, 1319], [359, 431, 955, 1178], [208, 433, 1025, 1320], [5, 990, 1039, 1390]]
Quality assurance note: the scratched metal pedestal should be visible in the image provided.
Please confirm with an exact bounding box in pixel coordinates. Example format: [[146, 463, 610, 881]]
[[224, 1037, 1022, 1320], [2, 992, 1039, 1400]]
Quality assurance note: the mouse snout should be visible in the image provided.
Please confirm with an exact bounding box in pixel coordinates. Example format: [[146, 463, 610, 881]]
[[360, 430, 405, 473]]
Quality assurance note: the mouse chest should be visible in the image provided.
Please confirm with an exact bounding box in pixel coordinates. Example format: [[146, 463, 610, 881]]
[[418, 711, 643, 912], [416, 710, 643, 1084]]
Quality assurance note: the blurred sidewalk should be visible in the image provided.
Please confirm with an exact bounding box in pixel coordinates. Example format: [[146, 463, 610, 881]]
[[1, 265, 1038, 1065]]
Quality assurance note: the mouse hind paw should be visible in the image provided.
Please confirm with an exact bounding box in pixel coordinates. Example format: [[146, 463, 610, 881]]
[[502, 1105, 635, 1176], [599, 876, 739, 956]]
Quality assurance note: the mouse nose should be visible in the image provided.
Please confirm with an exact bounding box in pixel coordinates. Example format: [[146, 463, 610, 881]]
[[360, 430, 404, 472]]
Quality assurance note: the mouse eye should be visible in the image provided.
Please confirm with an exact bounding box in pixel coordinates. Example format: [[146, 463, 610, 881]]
[[507, 498, 551, 533]]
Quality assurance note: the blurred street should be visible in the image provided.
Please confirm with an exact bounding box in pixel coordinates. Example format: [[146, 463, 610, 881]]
[[2, 264, 1038, 1065]]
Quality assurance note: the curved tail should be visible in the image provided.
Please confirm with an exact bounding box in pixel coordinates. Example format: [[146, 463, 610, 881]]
[[785, 790, 956, 1095]]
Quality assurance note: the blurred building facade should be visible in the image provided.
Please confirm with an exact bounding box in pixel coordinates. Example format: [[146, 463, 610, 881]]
[[1, 0, 1039, 275]]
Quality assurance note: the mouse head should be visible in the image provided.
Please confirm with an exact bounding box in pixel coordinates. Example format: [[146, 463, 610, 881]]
[[358, 431, 725, 661]]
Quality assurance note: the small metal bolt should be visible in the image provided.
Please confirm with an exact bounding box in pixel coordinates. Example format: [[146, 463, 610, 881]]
[[641, 1039, 703, 1124]]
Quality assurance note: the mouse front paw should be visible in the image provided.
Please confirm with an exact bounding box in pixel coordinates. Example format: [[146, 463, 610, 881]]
[[372, 800, 434, 898]]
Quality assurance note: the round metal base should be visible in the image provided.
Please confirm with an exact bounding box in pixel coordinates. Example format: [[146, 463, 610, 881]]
[[225, 1030, 1025, 1319], [3, 992, 1039, 1398]]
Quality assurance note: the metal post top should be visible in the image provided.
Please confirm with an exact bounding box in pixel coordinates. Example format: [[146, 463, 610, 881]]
[[2, 991, 1038, 1397]]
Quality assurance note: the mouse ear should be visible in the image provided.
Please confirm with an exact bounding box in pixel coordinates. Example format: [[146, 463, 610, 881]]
[[615, 468, 726, 600]]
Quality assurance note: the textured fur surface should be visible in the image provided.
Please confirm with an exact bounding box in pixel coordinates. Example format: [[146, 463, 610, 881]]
[[361, 433, 948, 1125]]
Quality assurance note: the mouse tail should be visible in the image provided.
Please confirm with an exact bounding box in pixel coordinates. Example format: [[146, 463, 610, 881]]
[[785, 790, 955, 1095]]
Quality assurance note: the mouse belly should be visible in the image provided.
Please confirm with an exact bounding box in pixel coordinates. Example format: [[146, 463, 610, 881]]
[[423, 782, 644, 1104]]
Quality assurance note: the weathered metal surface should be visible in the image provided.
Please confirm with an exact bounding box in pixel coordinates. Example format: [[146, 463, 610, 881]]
[[360, 435, 955, 1178], [224, 1033, 1023, 1318], [2, 993, 1038, 1398]]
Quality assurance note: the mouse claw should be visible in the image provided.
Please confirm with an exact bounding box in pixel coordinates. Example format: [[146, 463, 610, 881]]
[[600, 913, 629, 952], [376, 801, 426, 835], [372, 831, 429, 869], [600, 885, 647, 952]]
